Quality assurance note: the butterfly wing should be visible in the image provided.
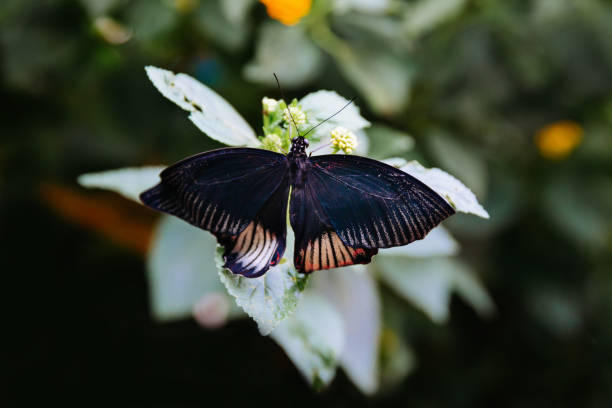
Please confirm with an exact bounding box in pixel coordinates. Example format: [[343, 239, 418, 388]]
[[141, 148, 290, 278], [290, 154, 454, 273], [290, 183, 378, 273]]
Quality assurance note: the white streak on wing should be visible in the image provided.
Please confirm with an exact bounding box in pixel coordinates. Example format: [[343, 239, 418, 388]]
[[206, 205, 218, 229], [389, 208, 406, 242], [236, 224, 265, 267], [363, 225, 376, 247], [201, 204, 212, 226]]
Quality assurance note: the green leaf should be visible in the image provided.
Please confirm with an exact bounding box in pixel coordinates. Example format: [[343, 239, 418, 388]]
[[379, 293, 417, 389], [400, 160, 490, 218], [77, 166, 165, 202], [219, 0, 257, 24], [243, 22, 324, 88], [195, 0, 251, 52], [380, 225, 459, 258], [311, 266, 381, 395], [148, 216, 230, 322], [271, 292, 345, 389], [427, 131, 488, 199], [376, 257, 495, 324], [145, 66, 259, 147], [543, 173, 612, 251], [334, 47, 413, 115], [403, 0, 468, 37], [216, 230, 308, 335], [79, 0, 122, 16], [332, 0, 391, 14], [366, 124, 414, 159], [127, 0, 177, 42]]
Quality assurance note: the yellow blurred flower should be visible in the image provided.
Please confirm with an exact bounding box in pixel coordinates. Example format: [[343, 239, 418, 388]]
[[260, 0, 312, 26], [535, 121, 584, 160]]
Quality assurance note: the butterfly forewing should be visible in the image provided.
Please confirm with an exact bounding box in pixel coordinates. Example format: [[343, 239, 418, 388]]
[[140, 147, 290, 277]]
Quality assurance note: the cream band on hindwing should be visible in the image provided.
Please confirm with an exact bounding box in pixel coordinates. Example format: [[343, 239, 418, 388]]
[[296, 230, 376, 273], [225, 221, 280, 276]]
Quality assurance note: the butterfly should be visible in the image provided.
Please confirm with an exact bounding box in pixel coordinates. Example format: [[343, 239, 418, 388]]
[[140, 135, 455, 278]]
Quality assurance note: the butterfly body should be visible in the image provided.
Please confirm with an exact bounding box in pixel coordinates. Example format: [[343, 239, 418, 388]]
[[141, 136, 455, 278]]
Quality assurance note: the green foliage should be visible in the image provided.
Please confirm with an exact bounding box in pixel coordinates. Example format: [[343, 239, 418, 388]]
[[6, 0, 612, 404]]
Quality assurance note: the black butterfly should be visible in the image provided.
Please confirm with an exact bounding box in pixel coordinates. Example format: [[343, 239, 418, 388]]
[[140, 136, 455, 278]]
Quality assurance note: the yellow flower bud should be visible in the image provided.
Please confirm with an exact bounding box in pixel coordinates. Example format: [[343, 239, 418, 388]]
[[283, 106, 306, 125], [331, 126, 358, 154]]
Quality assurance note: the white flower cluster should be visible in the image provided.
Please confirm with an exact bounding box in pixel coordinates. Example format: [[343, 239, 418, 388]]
[[330, 126, 358, 153], [262, 97, 278, 113], [283, 106, 306, 125]]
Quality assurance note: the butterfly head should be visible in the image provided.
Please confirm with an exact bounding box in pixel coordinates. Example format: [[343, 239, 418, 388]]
[[288, 136, 309, 158]]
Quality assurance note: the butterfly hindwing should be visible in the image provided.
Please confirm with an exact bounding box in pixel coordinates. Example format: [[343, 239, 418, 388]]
[[140, 147, 290, 277], [308, 155, 455, 251], [217, 175, 290, 277], [290, 183, 378, 274]]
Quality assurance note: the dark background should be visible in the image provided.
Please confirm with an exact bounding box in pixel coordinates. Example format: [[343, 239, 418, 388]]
[[3, 0, 612, 406]]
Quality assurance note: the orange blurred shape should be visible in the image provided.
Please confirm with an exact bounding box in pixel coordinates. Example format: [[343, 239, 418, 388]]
[[40, 183, 155, 255], [535, 120, 584, 160], [260, 0, 312, 25]]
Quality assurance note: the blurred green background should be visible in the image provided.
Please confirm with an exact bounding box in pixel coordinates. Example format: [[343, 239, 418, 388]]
[[3, 0, 612, 406]]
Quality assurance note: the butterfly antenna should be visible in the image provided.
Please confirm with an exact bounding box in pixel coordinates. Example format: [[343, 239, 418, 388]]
[[273, 73, 302, 137], [302, 96, 357, 139]]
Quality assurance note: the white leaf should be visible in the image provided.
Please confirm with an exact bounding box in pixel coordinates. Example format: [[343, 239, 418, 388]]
[[400, 160, 490, 218], [381, 157, 408, 168], [300, 90, 371, 155], [216, 229, 308, 335], [300, 90, 371, 139], [145, 66, 259, 147], [311, 266, 381, 395], [376, 257, 494, 323], [243, 22, 324, 88], [300, 90, 371, 128], [366, 124, 414, 159], [271, 292, 345, 389], [380, 225, 459, 258], [77, 166, 165, 202], [147, 216, 228, 322]]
